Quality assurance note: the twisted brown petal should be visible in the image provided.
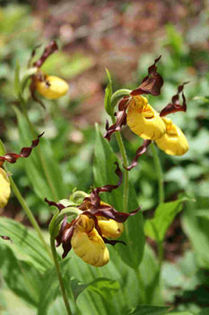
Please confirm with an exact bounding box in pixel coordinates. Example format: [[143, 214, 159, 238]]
[[90, 162, 123, 208], [131, 56, 163, 97], [44, 198, 66, 211], [0, 133, 44, 165], [92, 205, 141, 223], [160, 82, 189, 117], [33, 40, 58, 68], [104, 108, 127, 141], [124, 140, 151, 171]]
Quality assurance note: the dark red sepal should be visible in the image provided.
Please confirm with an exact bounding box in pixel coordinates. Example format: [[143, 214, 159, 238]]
[[44, 198, 66, 211], [90, 162, 122, 208], [0, 133, 44, 166], [33, 40, 58, 68], [131, 56, 163, 97], [160, 82, 189, 117], [124, 139, 151, 171]]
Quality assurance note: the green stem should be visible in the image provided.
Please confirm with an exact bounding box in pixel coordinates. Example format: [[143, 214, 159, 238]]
[[50, 236, 72, 315], [151, 143, 164, 204], [8, 174, 52, 258]]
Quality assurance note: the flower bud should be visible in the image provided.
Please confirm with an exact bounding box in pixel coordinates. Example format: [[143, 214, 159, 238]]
[[35, 75, 69, 99], [98, 217, 124, 239], [155, 118, 189, 156], [127, 95, 166, 140], [0, 168, 11, 208]]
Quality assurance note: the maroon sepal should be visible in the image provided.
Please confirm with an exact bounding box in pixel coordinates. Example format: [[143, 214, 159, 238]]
[[124, 139, 151, 171], [92, 205, 141, 223], [131, 56, 163, 97], [160, 82, 189, 117], [33, 40, 58, 68], [44, 198, 66, 211], [0, 133, 44, 166], [104, 108, 127, 141], [89, 162, 122, 208]]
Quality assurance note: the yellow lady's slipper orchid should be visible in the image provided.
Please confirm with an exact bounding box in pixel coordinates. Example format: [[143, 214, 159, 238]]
[[0, 168, 11, 208], [155, 118, 189, 156], [127, 95, 166, 140], [35, 75, 69, 100], [71, 215, 110, 267]]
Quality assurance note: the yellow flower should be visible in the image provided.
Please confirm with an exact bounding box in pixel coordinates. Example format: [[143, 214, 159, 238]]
[[35, 75, 69, 100], [127, 95, 166, 140], [0, 168, 11, 208], [98, 216, 124, 239], [155, 118, 189, 156], [71, 215, 110, 267]]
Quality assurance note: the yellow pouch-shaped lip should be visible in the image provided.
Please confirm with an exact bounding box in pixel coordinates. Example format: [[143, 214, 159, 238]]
[[71, 227, 109, 267], [98, 217, 124, 239], [127, 96, 166, 140], [35, 75, 69, 99], [155, 118, 189, 156], [0, 168, 11, 208]]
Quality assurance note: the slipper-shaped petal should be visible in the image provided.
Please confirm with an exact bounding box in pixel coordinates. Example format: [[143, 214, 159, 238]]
[[0, 168, 11, 208], [71, 227, 109, 267], [155, 118, 189, 156], [127, 95, 166, 140], [35, 75, 69, 99]]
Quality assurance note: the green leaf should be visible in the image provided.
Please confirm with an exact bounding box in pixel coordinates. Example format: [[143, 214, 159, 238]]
[[104, 68, 113, 116], [93, 124, 145, 269], [13, 106, 67, 201], [129, 305, 169, 315], [182, 205, 209, 269], [0, 217, 52, 272], [85, 277, 120, 300], [0, 239, 42, 307], [145, 198, 187, 242], [0, 139, 6, 155]]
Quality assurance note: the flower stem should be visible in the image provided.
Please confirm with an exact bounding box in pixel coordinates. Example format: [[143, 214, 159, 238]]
[[150, 143, 165, 277], [50, 236, 72, 315], [110, 114, 129, 212], [151, 143, 164, 204], [8, 174, 52, 258]]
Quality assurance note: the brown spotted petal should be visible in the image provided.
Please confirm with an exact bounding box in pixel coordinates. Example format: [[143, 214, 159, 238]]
[[90, 162, 122, 208], [104, 108, 127, 141], [0, 133, 44, 166], [125, 139, 151, 171], [33, 40, 58, 68], [131, 56, 163, 97], [160, 82, 189, 117]]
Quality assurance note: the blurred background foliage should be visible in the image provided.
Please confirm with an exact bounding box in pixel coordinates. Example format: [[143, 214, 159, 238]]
[[0, 0, 209, 313]]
